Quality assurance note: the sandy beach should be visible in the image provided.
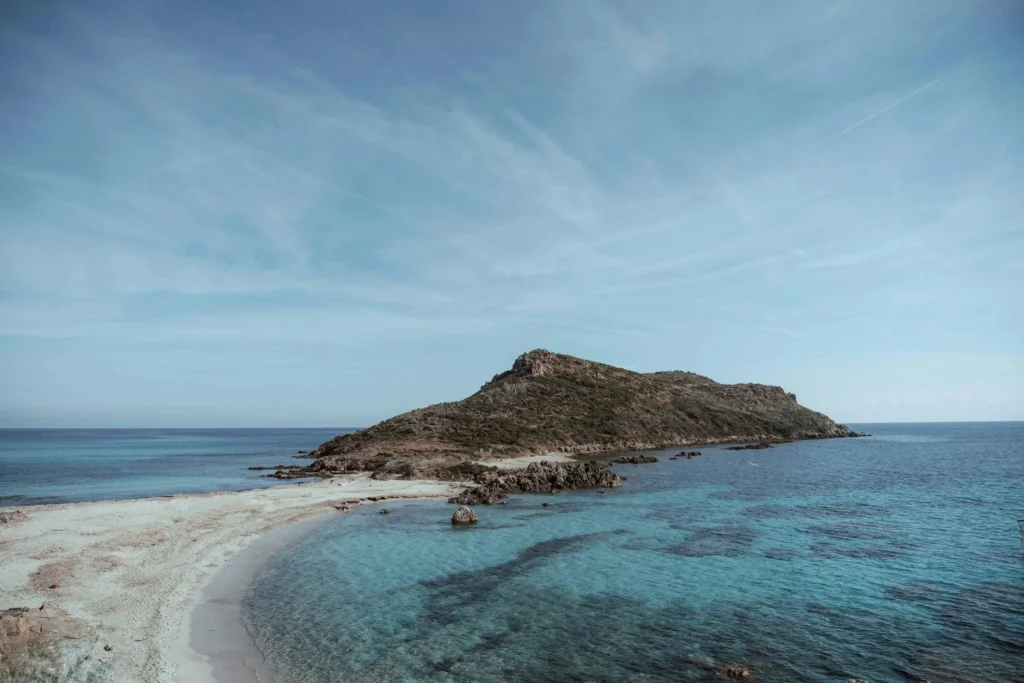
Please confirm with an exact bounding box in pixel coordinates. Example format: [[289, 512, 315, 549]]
[[0, 476, 459, 683]]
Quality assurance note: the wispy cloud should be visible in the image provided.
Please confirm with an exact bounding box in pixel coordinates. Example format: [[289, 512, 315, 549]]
[[836, 71, 953, 137], [0, 0, 1021, 424]]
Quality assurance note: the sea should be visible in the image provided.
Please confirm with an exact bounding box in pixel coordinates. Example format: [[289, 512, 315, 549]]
[[241, 423, 1024, 683], [2, 423, 1022, 681], [0, 428, 350, 506]]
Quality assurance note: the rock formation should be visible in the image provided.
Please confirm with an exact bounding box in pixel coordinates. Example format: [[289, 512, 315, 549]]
[[718, 665, 752, 679], [449, 461, 622, 505], [0, 510, 28, 525], [726, 442, 778, 451], [304, 349, 856, 474], [0, 606, 114, 683], [451, 506, 478, 525], [613, 455, 659, 464]]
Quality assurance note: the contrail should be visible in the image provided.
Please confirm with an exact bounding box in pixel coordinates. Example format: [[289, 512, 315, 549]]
[[836, 72, 950, 138]]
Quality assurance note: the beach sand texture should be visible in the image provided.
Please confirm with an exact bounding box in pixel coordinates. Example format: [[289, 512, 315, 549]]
[[0, 476, 458, 683]]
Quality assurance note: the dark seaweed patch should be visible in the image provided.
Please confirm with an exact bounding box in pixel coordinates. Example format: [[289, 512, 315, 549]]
[[420, 531, 629, 613], [803, 522, 894, 541], [888, 579, 950, 603], [669, 525, 758, 557], [747, 501, 890, 520], [809, 542, 905, 560], [763, 547, 801, 561]]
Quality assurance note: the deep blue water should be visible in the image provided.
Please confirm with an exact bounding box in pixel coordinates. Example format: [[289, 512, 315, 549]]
[[244, 423, 1024, 683], [0, 428, 352, 506]]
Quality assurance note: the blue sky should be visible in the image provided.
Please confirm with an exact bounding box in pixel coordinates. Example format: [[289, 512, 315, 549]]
[[1, 0, 1021, 427]]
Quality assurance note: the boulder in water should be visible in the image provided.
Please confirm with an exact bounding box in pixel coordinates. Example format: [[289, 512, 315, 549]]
[[449, 461, 622, 506], [718, 665, 752, 678], [451, 506, 478, 525], [613, 455, 658, 464]]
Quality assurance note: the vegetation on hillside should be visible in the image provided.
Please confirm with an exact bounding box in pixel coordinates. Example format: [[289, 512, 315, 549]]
[[309, 350, 854, 466]]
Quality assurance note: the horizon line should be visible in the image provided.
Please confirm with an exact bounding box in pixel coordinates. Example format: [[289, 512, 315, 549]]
[[1, 419, 1022, 430]]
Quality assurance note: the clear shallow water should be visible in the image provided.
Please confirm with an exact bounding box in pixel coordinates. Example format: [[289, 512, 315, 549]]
[[0, 428, 351, 505], [245, 423, 1024, 683]]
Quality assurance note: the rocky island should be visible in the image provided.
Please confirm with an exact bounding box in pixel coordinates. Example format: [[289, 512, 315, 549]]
[[280, 349, 856, 498]]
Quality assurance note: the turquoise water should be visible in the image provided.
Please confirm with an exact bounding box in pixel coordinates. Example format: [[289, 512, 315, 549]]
[[0, 428, 350, 505], [245, 423, 1024, 682]]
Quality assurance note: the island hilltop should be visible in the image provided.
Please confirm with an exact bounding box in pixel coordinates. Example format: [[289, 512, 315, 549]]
[[296, 349, 854, 483]]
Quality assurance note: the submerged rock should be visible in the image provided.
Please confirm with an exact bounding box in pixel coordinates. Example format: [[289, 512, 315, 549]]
[[449, 461, 622, 505], [451, 506, 478, 525], [613, 455, 659, 464], [718, 665, 752, 678]]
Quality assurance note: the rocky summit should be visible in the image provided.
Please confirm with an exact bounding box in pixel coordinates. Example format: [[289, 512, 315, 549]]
[[305, 349, 855, 473]]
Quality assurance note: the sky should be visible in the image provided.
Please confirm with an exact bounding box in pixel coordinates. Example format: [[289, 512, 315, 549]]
[[0, 0, 1022, 427]]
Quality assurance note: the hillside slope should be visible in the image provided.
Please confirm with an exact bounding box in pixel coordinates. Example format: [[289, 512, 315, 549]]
[[309, 350, 854, 470]]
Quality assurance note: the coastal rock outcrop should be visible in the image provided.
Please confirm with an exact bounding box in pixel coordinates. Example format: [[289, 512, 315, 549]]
[[726, 442, 778, 451], [613, 455, 659, 464], [718, 665, 752, 678], [449, 461, 622, 505], [451, 506, 478, 525], [306, 349, 857, 470], [0, 605, 114, 683], [0, 510, 28, 525]]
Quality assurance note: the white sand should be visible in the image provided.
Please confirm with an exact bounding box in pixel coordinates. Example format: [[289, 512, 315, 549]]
[[0, 476, 459, 683], [478, 452, 574, 469]]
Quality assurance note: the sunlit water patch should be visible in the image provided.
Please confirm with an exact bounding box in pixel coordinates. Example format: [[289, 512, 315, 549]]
[[245, 423, 1024, 682]]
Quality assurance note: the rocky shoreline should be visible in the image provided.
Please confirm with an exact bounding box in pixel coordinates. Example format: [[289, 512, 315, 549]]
[[448, 460, 622, 505]]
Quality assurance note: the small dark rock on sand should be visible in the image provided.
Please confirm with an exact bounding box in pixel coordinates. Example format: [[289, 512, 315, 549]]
[[451, 506, 478, 525]]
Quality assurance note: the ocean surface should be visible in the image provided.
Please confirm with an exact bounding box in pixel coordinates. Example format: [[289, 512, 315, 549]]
[[244, 423, 1024, 683], [0, 428, 351, 506]]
